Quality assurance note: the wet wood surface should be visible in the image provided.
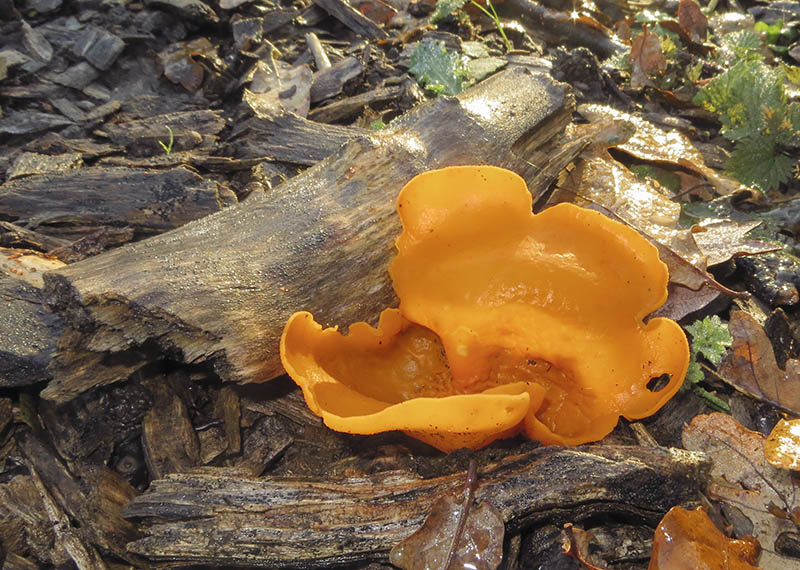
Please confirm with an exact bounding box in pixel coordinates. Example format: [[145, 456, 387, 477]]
[[42, 68, 575, 403], [124, 444, 710, 567]]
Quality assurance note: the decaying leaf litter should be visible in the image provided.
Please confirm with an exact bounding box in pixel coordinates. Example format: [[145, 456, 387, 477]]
[[0, 0, 799, 567]]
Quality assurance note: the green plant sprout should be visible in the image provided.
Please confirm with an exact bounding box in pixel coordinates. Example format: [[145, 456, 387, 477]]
[[683, 315, 733, 412], [409, 39, 470, 96], [432, 0, 510, 51], [468, 0, 510, 51], [158, 125, 174, 155]]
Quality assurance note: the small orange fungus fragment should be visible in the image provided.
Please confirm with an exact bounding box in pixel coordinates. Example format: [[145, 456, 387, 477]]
[[280, 166, 689, 452], [649, 506, 760, 570]]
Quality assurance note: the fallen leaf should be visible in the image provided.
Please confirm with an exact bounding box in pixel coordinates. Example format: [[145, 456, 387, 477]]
[[246, 59, 313, 118], [390, 462, 504, 570], [578, 104, 743, 196], [765, 419, 800, 471], [682, 413, 800, 569], [629, 26, 666, 89], [0, 246, 65, 288], [651, 282, 721, 321], [677, 0, 709, 42], [649, 505, 760, 569], [692, 219, 779, 266], [718, 311, 800, 415]]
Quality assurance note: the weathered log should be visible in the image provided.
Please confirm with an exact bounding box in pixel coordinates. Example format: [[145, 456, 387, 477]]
[[0, 166, 237, 242], [42, 68, 574, 403], [123, 445, 709, 567]]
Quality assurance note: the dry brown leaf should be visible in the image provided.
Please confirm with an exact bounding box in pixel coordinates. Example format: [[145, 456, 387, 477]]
[[578, 104, 742, 196], [677, 0, 709, 42], [579, 104, 707, 168], [718, 311, 800, 415], [0, 246, 65, 288], [629, 26, 666, 89], [682, 413, 800, 570], [245, 60, 312, 118], [692, 219, 779, 266], [765, 419, 800, 471], [390, 463, 504, 570], [649, 506, 760, 570], [651, 282, 721, 321]]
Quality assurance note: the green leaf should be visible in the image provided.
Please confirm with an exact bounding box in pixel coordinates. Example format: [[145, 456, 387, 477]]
[[693, 60, 786, 141], [726, 136, 795, 191], [409, 39, 469, 96], [717, 30, 764, 65], [685, 315, 733, 367], [431, 0, 468, 23], [754, 20, 782, 44], [686, 359, 704, 385]]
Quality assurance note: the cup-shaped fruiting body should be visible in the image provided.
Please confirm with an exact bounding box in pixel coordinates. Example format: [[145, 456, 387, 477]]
[[280, 166, 689, 452]]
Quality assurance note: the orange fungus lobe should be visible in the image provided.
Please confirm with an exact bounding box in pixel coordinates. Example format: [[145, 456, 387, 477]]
[[280, 166, 689, 452]]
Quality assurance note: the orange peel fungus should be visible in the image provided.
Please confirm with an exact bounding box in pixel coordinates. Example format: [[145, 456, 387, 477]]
[[280, 166, 689, 452]]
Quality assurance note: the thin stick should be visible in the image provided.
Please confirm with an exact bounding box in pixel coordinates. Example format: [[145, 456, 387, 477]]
[[305, 32, 331, 70]]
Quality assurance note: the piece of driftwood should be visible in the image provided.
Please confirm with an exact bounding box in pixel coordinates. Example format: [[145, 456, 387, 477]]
[[310, 55, 363, 102], [505, 0, 626, 60], [99, 110, 225, 156], [15, 430, 143, 566], [141, 373, 201, 479], [123, 445, 709, 567], [0, 111, 72, 135], [308, 84, 403, 123], [0, 221, 69, 251], [312, 0, 389, 39], [227, 112, 361, 165], [0, 274, 64, 387], [0, 166, 237, 241], [6, 151, 82, 180], [42, 68, 574, 403]]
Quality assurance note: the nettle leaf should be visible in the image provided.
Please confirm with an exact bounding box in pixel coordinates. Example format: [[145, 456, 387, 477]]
[[726, 136, 795, 192], [431, 0, 468, 23], [693, 60, 786, 141], [685, 315, 733, 367], [717, 30, 764, 65], [409, 39, 469, 96]]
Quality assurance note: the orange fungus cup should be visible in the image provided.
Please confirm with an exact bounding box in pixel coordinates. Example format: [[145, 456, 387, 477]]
[[280, 166, 689, 452]]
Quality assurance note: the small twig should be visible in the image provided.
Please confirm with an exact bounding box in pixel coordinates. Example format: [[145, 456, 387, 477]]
[[158, 125, 174, 155], [305, 32, 331, 70], [443, 459, 478, 570]]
